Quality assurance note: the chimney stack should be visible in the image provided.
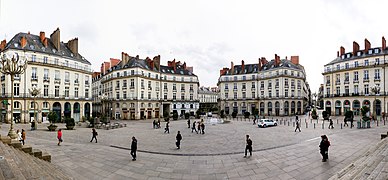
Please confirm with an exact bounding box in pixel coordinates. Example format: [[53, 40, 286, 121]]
[[241, 60, 245, 73], [153, 55, 161, 70], [353, 41, 360, 55], [0, 40, 6, 51], [50, 28, 60, 51], [364, 38, 371, 53], [340, 46, 345, 56], [258, 58, 262, 70], [290, 56, 299, 65], [230, 61, 234, 75], [183, 62, 187, 70], [382, 36, 386, 50], [67, 38, 78, 56], [20, 36, 27, 48], [39, 32, 45, 43], [274, 54, 280, 66], [220, 67, 229, 76]]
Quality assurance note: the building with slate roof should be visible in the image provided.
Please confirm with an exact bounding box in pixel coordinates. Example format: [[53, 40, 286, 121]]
[[92, 52, 199, 120], [198, 86, 218, 113], [0, 28, 93, 123], [322, 37, 388, 116], [218, 55, 310, 116]]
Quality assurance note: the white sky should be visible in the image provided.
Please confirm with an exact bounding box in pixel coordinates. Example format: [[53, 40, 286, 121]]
[[0, 0, 387, 92]]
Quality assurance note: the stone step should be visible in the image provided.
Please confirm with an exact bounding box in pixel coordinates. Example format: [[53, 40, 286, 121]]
[[0, 136, 11, 145], [10, 139, 22, 149], [41, 152, 51, 162], [0, 142, 28, 180], [21, 145, 32, 153], [32, 149, 42, 158], [11, 146, 50, 179]]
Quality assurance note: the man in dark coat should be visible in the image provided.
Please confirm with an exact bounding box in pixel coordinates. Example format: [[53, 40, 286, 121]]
[[131, 136, 137, 161], [319, 135, 330, 162], [176, 131, 182, 149], [244, 135, 253, 158]]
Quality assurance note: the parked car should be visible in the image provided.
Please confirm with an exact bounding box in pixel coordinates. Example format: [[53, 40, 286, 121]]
[[258, 119, 277, 128], [207, 112, 213, 117]]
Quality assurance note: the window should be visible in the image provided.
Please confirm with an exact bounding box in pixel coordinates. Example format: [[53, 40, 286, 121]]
[[326, 88, 330, 96], [13, 102, 20, 109], [234, 83, 237, 90], [155, 92, 158, 100], [85, 76, 89, 85], [164, 93, 167, 100], [173, 93, 176, 100], [345, 73, 349, 82], [268, 80, 272, 89], [43, 102, 49, 109], [85, 89, 89, 98], [148, 92, 151, 100], [234, 76, 237, 81], [336, 65, 340, 70], [242, 92, 246, 98], [173, 77, 176, 81], [375, 69, 380, 80], [75, 73, 79, 83], [140, 91, 144, 99], [276, 90, 279, 97], [364, 70, 369, 80], [181, 77, 184, 81], [364, 84, 369, 95], [355, 61, 359, 67], [43, 69, 49, 80], [336, 74, 340, 83], [65, 87, 69, 97], [116, 92, 120, 99], [284, 70, 288, 75], [375, 58, 380, 65], [252, 92, 255, 99], [291, 80, 295, 88], [2, 83, 5, 96], [74, 87, 78, 98], [181, 93, 185, 100], [43, 56, 48, 64], [44, 85, 48, 96], [123, 80, 127, 88], [275, 79, 279, 87], [130, 79, 135, 88], [251, 75, 255, 80], [181, 84, 185, 91], [365, 59, 369, 66], [155, 82, 159, 91], [242, 83, 246, 90], [65, 60, 69, 67], [252, 82, 255, 89], [268, 90, 272, 98], [131, 70, 134, 75], [354, 71, 359, 81], [260, 81, 264, 89], [14, 83, 19, 96], [234, 92, 237, 99], [31, 67, 37, 79], [148, 81, 152, 89], [225, 84, 229, 90], [190, 94, 193, 100], [116, 81, 120, 88], [164, 83, 167, 90], [326, 76, 330, 84], [31, 55, 36, 62], [242, 76, 246, 80], [374, 49, 379, 53], [190, 84, 193, 91], [225, 92, 228, 99], [285, 89, 288, 97], [55, 86, 59, 97], [345, 63, 349, 69], [345, 86, 349, 95], [173, 84, 176, 91], [291, 90, 295, 97], [65, 72, 70, 82], [297, 80, 301, 89], [122, 91, 127, 99], [354, 85, 359, 94], [141, 80, 144, 89], [55, 70, 60, 80], [285, 79, 289, 86]]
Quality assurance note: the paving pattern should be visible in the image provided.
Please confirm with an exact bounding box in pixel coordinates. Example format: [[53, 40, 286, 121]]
[[0, 115, 386, 180]]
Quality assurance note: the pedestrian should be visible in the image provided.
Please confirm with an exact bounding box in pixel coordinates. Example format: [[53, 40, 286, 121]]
[[31, 121, 35, 131], [130, 136, 137, 161], [17, 129, 22, 143], [244, 135, 252, 158], [296, 115, 299, 121], [319, 135, 330, 162], [344, 117, 348, 127], [176, 131, 182, 149], [57, 129, 63, 146], [90, 128, 98, 143], [187, 118, 190, 128], [329, 119, 334, 129], [253, 115, 257, 125], [197, 122, 201, 134], [201, 122, 205, 134], [164, 121, 170, 133], [157, 119, 161, 128], [153, 120, 157, 129], [191, 121, 198, 133], [350, 118, 354, 128], [21, 129, 26, 145], [295, 120, 301, 132]]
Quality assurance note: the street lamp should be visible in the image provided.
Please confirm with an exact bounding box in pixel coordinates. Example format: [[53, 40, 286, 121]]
[[100, 93, 108, 122], [371, 85, 380, 120], [312, 92, 317, 109], [29, 87, 40, 130], [0, 52, 28, 139]]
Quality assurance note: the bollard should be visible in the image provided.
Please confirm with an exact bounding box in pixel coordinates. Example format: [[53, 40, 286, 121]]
[[341, 123, 342, 129], [337, 119, 338, 124], [314, 123, 316, 129]]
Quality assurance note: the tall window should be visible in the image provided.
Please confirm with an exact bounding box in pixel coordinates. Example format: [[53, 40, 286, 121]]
[[275, 79, 279, 87], [336, 87, 340, 95], [234, 92, 237, 99], [345, 73, 349, 82], [242, 83, 246, 90], [148, 81, 152, 89], [130, 79, 135, 88], [375, 69, 380, 80], [365, 59, 369, 66], [285, 89, 288, 97], [268, 90, 272, 98], [85, 76, 89, 85], [65, 87, 69, 97], [181, 93, 185, 100], [74, 87, 78, 98], [276, 90, 279, 97], [55, 70, 60, 80], [32, 67, 37, 79], [164, 83, 167, 90], [173, 84, 176, 91], [364, 85, 369, 95], [225, 83, 229, 90], [261, 81, 264, 89], [181, 84, 185, 91], [43, 102, 49, 109], [123, 80, 127, 88], [354, 61, 359, 67], [285, 79, 288, 86], [75, 73, 79, 83], [155, 82, 159, 91], [2, 83, 5, 95], [268, 80, 272, 89], [44, 85, 48, 96], [85, 89, 89, 98], [252, 92, 255, 99], [173, 93, 176, 100], [164, 93, 167, 99], [364, 70, 369, 80], [242, 92, 246, 98], [31, 55, 36, 62], [14, 83, 19, 96], [190, 84, 193, 91], [354, 85, 358, 94], [55, 86, 59, 97], [251, 82, 255, 89], [65, 72, 70, 82], [190, 94, 193, 100], [44, 69, 49, 80], [234, 83, 237, 90], [148, 92, 151, 100], [54, 58, 59, 65], [345, 86, 349, 95], [225, 92, 228, 99], [43, 56, 48, 64], [354, 71, 359, 81], [326, 88, 330, 96]]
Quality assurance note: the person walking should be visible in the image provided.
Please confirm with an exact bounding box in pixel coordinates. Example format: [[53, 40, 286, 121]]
[[153, 120, 157, 129], [176, 131, 182, 149], [295, 120, 301, 132], [17, 129, 22, 143], [350, 118, 354, 128], [57, 129, 63, 146], [164, 121, 170, 133], [197, 122, 201, 134], [329, 119, 334, 129], [187, 119, 191, 128], [21, 129, 26, 145], [90, 128, 98, 143], [201, 122, 205, 134], [244, 135, 253, 158], [191, 121, 198, 133], [344, 117, 349, 127], [157, 119, 161, 128], [319, 135, 330, 162], [130, 136, 137, 161]]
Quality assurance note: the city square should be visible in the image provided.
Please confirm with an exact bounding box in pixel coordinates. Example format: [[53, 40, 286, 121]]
[[1, 114, 387, 179]]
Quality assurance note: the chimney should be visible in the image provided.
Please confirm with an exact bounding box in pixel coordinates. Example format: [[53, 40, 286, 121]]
[[100, 63, 104, 74], [121, 52, 127, 67], [43, 38, 48, 47], [183, 62, 187, 70], [20, 36, 27, 48], [258, 58, 261, 70], [0, 40, 6, 51], [353, 41, 360, 55], [274, 54, 280, 66], [153, 55, 161, 70], [168, 59, 176, 72], [241, 60, 245, 73], [364, 38, 371, 53], [220, 67, 229, 76], [50, 28, 60, 51], [290, 56, 299, 65], [285, 56, 288, 60], [230, 61, 234, 75], [337, 51, 339, 57], [67, 38, 78, 56], [382, 36, 386, 50], [39, 31, 45, 43], [340, 46, 345, 56]]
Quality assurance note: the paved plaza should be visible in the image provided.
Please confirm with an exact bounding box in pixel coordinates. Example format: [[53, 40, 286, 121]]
[[0, 115, 387, 180]]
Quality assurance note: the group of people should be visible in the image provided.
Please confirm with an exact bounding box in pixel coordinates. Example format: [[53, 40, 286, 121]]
[[16, 129, 26, 145], [189, 119, 205, 134], [152, 120, 161, 129]]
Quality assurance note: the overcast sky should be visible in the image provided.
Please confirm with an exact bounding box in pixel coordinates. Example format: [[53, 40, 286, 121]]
[[0, 0, 387, 92]]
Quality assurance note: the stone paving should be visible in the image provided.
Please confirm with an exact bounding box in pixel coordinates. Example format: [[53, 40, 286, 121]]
[[0, 114, 387, 180]]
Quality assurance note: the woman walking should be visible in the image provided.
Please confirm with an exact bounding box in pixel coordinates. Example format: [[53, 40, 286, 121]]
[[57, 129, 63, 146], [90, 128, 98, 143], [21, 129, 26, 145]]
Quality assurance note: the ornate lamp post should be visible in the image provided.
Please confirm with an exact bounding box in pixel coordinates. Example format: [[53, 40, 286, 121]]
[[100, 93, 108, 122], [0, 52, 28, 139], [371, 85, 380, 120], [29, 87, 40, 130]]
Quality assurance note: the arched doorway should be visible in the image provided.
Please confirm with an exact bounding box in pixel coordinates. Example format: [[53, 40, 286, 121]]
[[374, 99, 381, 116], [122, 103, 128, 120], [73, 102, 80, 122], [84, 103, 91, 118], [275, 101, 280, 116], [115, 102, 120, 120], [260, 102, 265, 115], [64, 102, 71, 118], [224, 103, 230, 115], [325, 101, 331, 115], [268, 102, 272, 116], [335, 101, 341, 116], [284, 101, 289, 116], [52, 102, 61, 122], [353, 100, 360, 115], [291, 101, 295, 115], [297, 101, 301, 115], [343, 100, 351, 113], [13, 101, 22, 123]]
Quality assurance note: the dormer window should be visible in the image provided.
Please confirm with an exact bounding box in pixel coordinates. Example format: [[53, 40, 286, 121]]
[[14, 43, 19, 47], [346, 53, 351, 58], [368, 49, 373, 54], [336, 65, 340, 70], [341, 55, 345, 59], [374, 48, 379, 54], [357, 51, 362, 56], [29, 45, 35, 49]]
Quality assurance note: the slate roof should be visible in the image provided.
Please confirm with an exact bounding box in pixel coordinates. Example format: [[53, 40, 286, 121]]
[[325, 48, 388, 66], [110, 56, 196, 76], [225, 59, 302, 75], [4, 32, 91, 65]]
